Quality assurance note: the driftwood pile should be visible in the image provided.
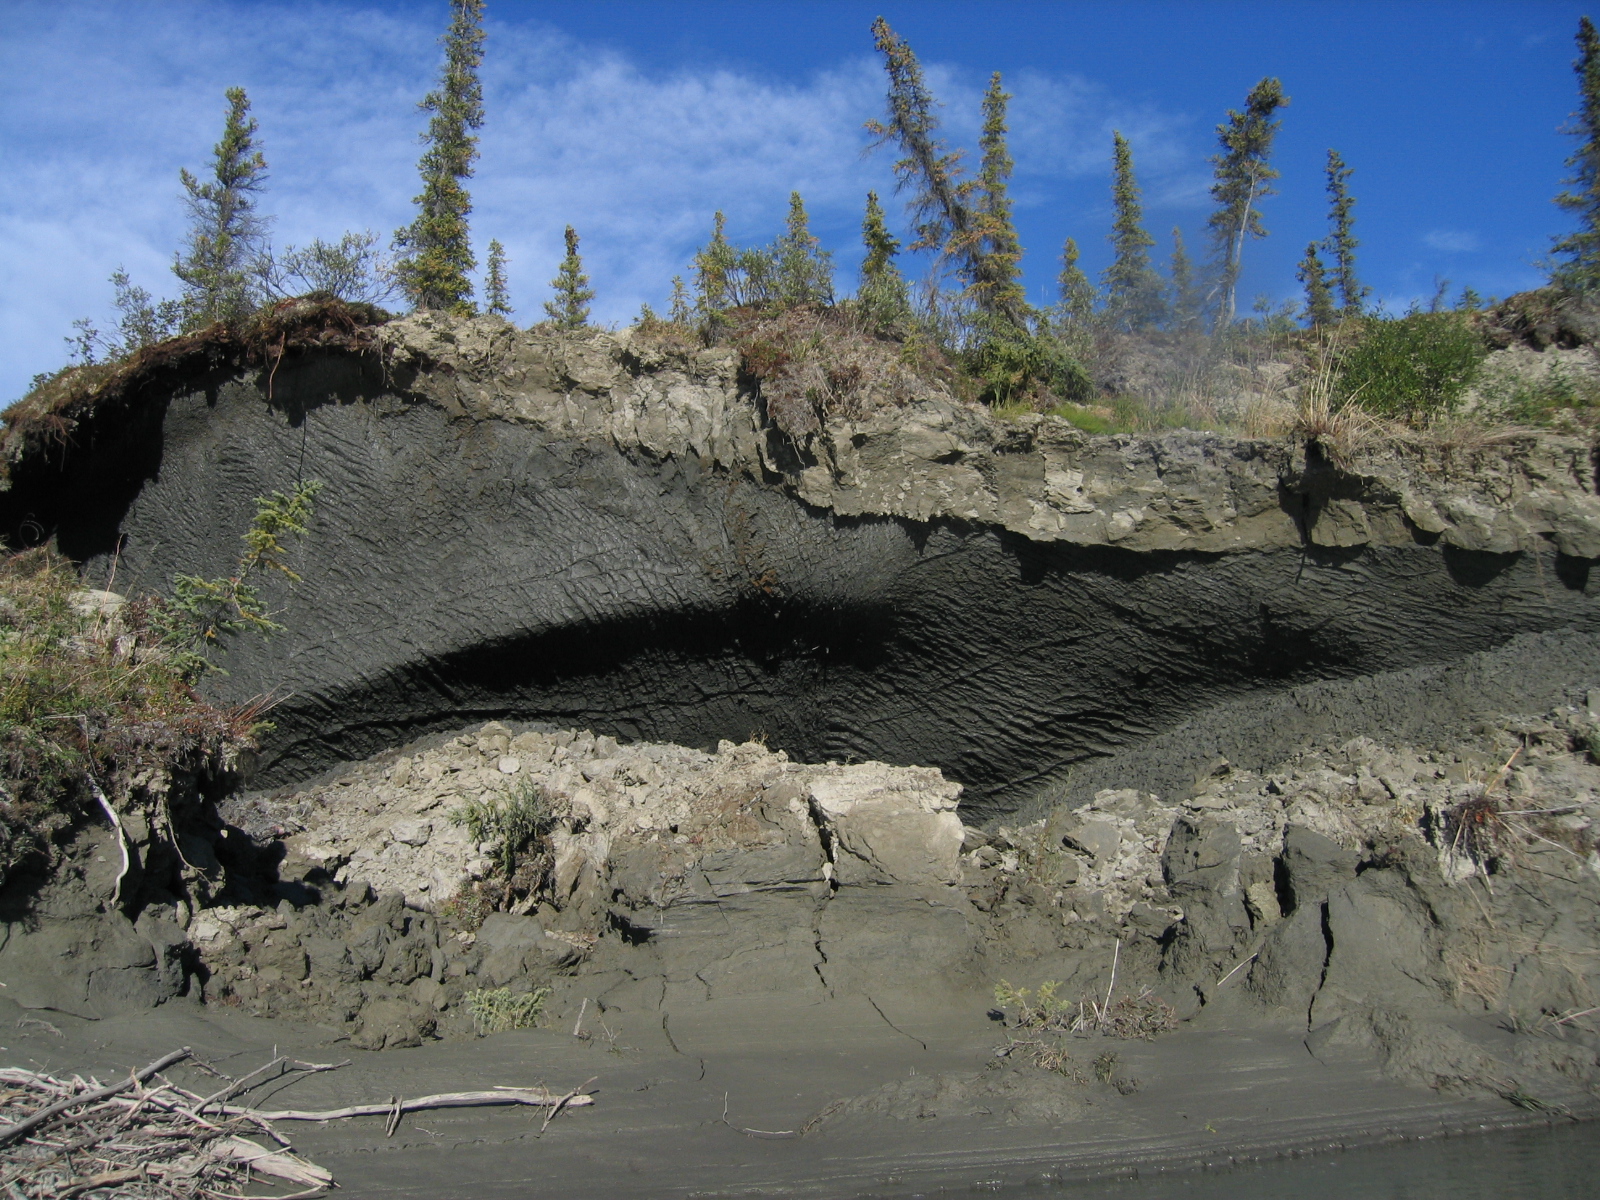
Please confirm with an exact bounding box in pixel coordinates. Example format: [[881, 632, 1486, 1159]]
[[0, 1047, 593, 1197]]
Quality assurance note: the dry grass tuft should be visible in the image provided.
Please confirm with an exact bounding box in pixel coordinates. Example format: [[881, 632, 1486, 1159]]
[[1293, 333, 1392, 464], [729, 306, 956, 439]]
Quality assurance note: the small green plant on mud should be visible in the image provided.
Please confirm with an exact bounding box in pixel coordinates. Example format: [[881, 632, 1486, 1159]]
[[994, 979, 1073, 1031], [449, 776, 560, 881], [466, 985, 550, 1035]]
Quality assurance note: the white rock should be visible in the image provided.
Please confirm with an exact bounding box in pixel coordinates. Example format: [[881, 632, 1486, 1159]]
[[498, 756, 522, 775], [389, 819, 433, 847], [69, 589, 126, 618]]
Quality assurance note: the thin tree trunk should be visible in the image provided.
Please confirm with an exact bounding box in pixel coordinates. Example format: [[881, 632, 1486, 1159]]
[[1223, 171, 1261, 328]]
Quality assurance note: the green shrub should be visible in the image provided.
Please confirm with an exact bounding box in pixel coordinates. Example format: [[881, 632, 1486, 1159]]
[[967, 327, 1093, 408], [1336, 312, 1488, 424], [449, 777, 559, 880], [0, 551, 237, 882], [465, 985, 550, 1035], [994, 979, 1073, 1030], [0, 484, 319, 888]]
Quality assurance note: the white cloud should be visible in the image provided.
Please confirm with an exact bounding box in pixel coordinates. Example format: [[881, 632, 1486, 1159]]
[[0, 1, 1202, 401], [1423, 228, 1481, 253]]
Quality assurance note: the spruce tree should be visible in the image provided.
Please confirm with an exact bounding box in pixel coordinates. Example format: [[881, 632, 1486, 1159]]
[[692, 212, 736, 313], [1553, 16, 1600, 294], [543, 226, 594, 328], [1168, 228, 1202, 332], [866, 17, 968, 258], [1206, 77, 1289, 326], [776, 192, 834, 306], [1323, 149, 1367, 314], [394, 0, 485, 313], [173, 87, 269, 329], [1296, 242, 1337, 327], [669, 275, 692, 324], [1055, 237, 1097, 332], [859, 190, 910, 321], [1102, 132, 1164, 331], [484, 239, 511, 317], [968, 72, 1027, 322], [867, 18, 1026, 332]]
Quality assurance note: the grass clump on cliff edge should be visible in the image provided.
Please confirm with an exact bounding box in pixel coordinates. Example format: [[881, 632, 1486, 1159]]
[[727, 305, 959, 440], [0, 481, 321, 888]]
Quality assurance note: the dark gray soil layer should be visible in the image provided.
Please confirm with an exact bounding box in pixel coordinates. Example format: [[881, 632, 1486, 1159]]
[[8, 360, 1598, 818], [1027, 626, 1600, 820]]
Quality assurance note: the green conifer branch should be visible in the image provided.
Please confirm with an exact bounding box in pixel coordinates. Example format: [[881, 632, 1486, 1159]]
[[1552, 16, 1600, 294]]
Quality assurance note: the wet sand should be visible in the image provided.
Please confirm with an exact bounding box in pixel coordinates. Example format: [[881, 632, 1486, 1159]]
[[3, 989, 1581, 1199]]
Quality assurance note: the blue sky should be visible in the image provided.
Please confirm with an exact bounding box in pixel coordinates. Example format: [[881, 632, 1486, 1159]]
[[0, 0, 1592, 401]]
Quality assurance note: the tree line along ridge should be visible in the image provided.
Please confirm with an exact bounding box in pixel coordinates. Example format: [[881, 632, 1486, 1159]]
[[33, 5, 1600, 432]]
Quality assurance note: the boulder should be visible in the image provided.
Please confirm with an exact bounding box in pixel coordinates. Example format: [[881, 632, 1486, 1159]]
[[807, 765, 964, 887]]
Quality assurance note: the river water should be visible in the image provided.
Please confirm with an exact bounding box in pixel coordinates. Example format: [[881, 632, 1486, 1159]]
[[976, 1121, 1600, 1199]]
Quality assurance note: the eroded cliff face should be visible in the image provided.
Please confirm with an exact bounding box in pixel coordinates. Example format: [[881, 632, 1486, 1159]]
[[5, 313, 1600, 1120], [5, 313, 1600, 817]]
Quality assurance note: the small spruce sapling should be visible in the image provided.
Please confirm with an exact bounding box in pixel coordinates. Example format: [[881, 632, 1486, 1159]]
[[692, 212, 736, 314], [1102, 131, 1164, 331], [775, 191, 834, 306], [1323, 150, 1368, 315], [858, 190, 910, 323], [1055, 238, 1097, 333], [1296, 241, 1337, 327], [669, 275, 692, 324], [543, 226, 594, 328], [1168, 229, 1202, 333], [484, 239, 512, 317]]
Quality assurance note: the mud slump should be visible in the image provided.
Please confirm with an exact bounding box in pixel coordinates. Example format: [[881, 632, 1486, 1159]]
[[5, 318, 1600, 1196]]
